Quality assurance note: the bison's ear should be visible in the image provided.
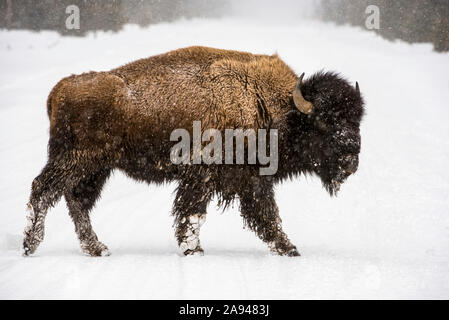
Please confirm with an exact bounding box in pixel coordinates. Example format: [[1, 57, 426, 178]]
[[293, 73, 314, 114]]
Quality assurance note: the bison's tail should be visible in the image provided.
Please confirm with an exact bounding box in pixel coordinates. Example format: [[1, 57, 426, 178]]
[[46, 92, 53, 120], [46, 80, 62, 122], [46, 83, 64, 121], [45, 76, 78, 159], [46, 75, 73, 121]]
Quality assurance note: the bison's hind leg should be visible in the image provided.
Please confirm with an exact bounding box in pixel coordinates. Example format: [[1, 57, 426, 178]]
[[64, 168, 111, 257], [24, 160, 67, 255], [24, 151, 111, 257]]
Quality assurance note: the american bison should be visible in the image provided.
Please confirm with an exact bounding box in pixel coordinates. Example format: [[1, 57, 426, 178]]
[[23, 46, 364, 257]]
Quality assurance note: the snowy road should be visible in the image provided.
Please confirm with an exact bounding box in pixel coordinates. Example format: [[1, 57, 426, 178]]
[[0, 17, 448, 299]]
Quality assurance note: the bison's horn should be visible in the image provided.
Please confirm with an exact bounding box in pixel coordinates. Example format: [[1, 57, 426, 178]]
[[355, 82, 360, 94], [293, 73, 313, 114]]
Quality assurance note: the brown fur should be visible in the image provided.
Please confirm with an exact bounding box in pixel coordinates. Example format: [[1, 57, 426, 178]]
[[48, 47, 295, 152]]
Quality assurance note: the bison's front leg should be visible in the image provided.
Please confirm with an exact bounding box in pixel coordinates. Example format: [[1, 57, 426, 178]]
[[238, 179, 300, 256], [173, 178, 213, 256]]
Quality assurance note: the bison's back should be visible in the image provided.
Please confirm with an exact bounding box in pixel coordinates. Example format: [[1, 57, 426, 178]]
[[47, 46, 297, 155], [110, 46, 273, 133], [110, 46, 297, 133]]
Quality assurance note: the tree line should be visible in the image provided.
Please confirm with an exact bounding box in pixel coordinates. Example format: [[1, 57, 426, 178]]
[[1, 0, 447, 52], [319, 0, 449, 52], [0, 0, 227, 36]]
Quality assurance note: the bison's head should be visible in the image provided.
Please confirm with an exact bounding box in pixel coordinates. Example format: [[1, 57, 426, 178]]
[[292, 71, 365, 195]]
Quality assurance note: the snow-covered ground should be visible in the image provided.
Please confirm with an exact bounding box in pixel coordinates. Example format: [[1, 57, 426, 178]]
[[0, 16, 448, 299]]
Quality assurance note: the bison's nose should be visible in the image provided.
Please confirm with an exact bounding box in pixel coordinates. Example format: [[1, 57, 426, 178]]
[[344, 155, 359, 174]]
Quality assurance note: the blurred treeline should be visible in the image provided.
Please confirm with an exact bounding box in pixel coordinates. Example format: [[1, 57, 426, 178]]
[[320, 0, 449, 52], [1, 0, 448, 52], [0, 0, 228, 35]]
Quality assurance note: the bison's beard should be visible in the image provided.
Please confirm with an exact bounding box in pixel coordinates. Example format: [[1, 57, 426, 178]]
[[325, 179, 342, 196], [322, 170, 350, 196]]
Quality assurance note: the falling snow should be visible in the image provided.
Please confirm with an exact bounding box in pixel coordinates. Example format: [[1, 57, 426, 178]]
[[0, 15, 448, 299]]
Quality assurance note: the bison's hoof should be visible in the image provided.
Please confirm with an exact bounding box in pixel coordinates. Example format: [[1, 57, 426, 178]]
[[286, 248, 301, 257], [270, 245, 301, 257], [23, 239, 38, 257], [23, 244, 34, 257], [183, 247, 204, 256], [81, 241, 110, 257]]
